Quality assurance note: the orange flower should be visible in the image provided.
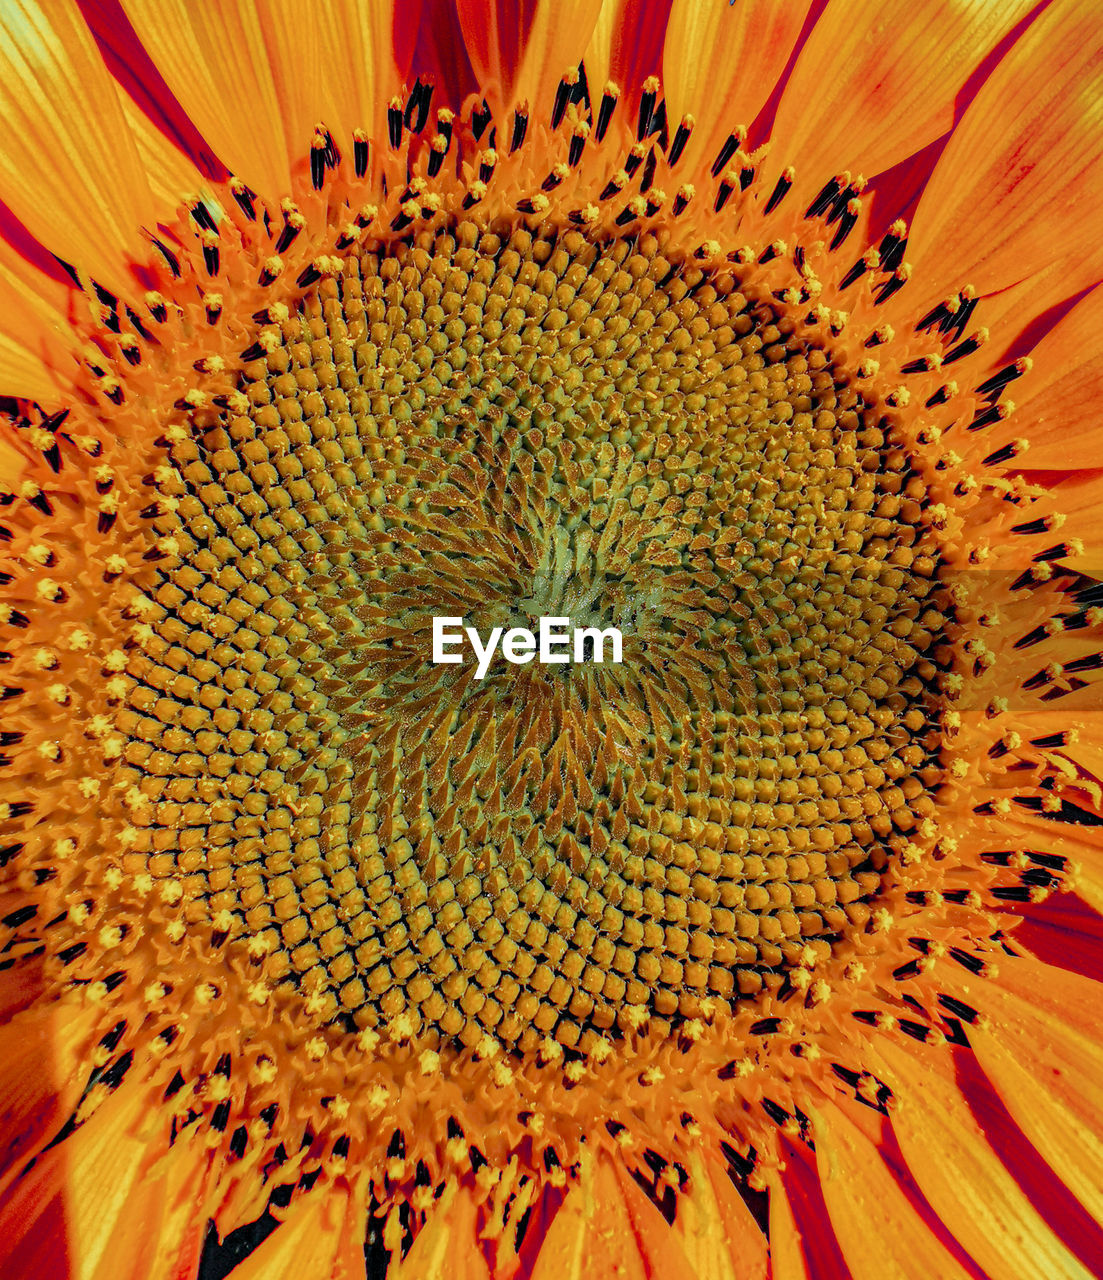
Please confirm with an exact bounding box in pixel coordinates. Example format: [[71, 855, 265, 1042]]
[[1, 2, 1102, 1277]]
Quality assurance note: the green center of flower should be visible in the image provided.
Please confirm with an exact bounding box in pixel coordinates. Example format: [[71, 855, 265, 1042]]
[[132, 221, 945, 1054]]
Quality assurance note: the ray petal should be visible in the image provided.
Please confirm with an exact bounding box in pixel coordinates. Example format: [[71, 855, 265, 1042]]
[[391, 1181, 490, 1280], [872, 1036, 1094, 1280], [961, 983, 1103, 1230], [119, 0, 292, 198], [584, 0, 674, 137], [0, 0, 156, 296], [455, 0, 602, 120], [1013, 284, 1103, 469], [669, 1147, 768, 1280], [899, 0, 1103, 322], [766, 1140, 852, 1280], [0, 233, 85, 403], [663, 0, 813, 178], [224, 1183, 347, 1280], [0, 1000, 100, 1190], [529, 1149, 696, 1280], [760, 0, 1036, 210], [812, 1101, 975, 1280], [254, 0, 421, 178], [0, 1077, 187, 1280]]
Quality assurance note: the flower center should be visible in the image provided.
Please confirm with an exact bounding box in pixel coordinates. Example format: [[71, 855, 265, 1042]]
[[134, 220, 945, 1054]]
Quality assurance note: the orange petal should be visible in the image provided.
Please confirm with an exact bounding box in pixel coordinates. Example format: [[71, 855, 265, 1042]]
[[413, 0, 478, 110], [1016, 283, 1103, 469], [901, 0, 1103, 323], [121, 1129, 216, 1280], [1006, 889, 1103, 984], [0, 999, 100, 1188], [939, 959, 1103, 1230], [0, 0, 156, 296], [391, 1180, 490, 1280], [944, 950, 1103, 1054], [676, 1146, 768, 1279], [0, 281, 64, 402], [254, 0, 420, 177], [117, 91, 209, 210], [764, 1165, 812, 1280], [584, 0, 674, 131], [0, 237, 84, 403], [455, 0, 602, 119], [0, 948, 46, 1020], [330, 1175, 373, 1280], [78, 0, 211, 208], [760, 0, 1035, 209], [811, 1102, 975, 1280], [669, 1147, 767, 1280], [81, 0, 227, 183], [1036, 470, 1103, 575], [871, 1036, 1094, 1280], [663, 0, 813, 178], [0, 1076, 182, 1280], [224, 1182, 352, 1280], [766, 1138, 851, 1280], [529, 1149, 696, 1280], [120, 0, 293, 198]]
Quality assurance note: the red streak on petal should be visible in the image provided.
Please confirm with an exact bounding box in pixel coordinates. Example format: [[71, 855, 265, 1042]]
[[77, 0, 229, 183]]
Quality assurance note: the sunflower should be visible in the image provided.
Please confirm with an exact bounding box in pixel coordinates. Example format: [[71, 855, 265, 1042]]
[[1, 0, 1102, 1276]]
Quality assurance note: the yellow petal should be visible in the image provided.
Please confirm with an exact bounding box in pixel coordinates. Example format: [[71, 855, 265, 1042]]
[[391, 1181, 489, 1280], [0, 999, 100, 1191], [0, 240, 82, 403], [584, 0, 673, 140], [118, 92, 208, 210], [529, 1148, 697, 1280], [226, 1183, 347, 1280], [939, 958, 1103, 1230], [0, 0, 156, 296], [670, 1147, 768, 1280], [0, 1077, 175, 1280], [764, 1166, 813, 1280]]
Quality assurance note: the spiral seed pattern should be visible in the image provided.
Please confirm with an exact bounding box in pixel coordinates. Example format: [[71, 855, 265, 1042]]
[[125, 221, 945, 1055]]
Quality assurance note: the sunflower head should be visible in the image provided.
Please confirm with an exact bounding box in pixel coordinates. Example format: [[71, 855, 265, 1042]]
[[1, 2, 1102, 1278]]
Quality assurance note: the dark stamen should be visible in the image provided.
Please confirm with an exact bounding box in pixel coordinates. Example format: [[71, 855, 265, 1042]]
[[354, 134, 369, 178], [668, 117, 692, 166], [510, 110, 528, 153], [764, 170, 793, 216], [806, 176, 842, 219], [975, 359, 1028, 398], [596, 88, 618, 142], [471, 99, 492, 140], [711, 132, 740, 177], [388, 103, 403, 149], [830, 202, 859, 251], [552, 78, 572, 130], [943, 331, 984, 364], [637, 82, 658, 139], [968, 403, 1009, 431]]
